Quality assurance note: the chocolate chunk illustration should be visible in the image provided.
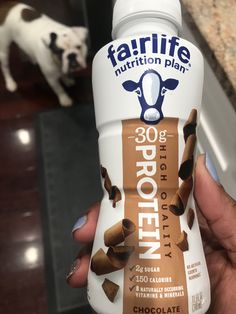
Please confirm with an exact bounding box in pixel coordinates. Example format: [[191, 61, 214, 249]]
[[169, 177, 193, 216], [101, 166, 122, 206], [107, 246, 134, 268], [101, 166, 112, 195], [176, 231, 189, 252], [187, 208, 195, 230], [91, 246, 134, 276], [178, 134, 196, 180], [102, 278, 119, 302], [91, 248, 118, 275], [183, 109, 197, 142], [110, 186, 122, 208], [104, 219, 136, 247]]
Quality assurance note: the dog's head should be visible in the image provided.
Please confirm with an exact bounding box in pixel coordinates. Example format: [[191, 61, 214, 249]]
[[43, 27, 88, 74]]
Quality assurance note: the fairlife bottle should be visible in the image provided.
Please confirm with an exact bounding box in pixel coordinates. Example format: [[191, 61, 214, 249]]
[[88, 0, 211, 313]]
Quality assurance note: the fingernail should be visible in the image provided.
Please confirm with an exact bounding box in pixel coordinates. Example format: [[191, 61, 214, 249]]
[[205, 153, 220, 183], [66, 258, 80, 281], [72, 215, 87, 233]]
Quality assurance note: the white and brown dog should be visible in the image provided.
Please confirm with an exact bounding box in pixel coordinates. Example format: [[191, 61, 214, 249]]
[[0, 2, 88, 106]]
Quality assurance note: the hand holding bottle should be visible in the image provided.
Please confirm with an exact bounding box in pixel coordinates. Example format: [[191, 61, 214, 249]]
[[67, 155, 236, 314]]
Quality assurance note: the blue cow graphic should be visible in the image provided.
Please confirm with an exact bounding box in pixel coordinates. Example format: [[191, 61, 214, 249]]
[[122, 69, 179, 124]]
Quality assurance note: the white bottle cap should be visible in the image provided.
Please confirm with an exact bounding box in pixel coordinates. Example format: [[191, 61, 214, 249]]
[[112, 0, 182, 38]]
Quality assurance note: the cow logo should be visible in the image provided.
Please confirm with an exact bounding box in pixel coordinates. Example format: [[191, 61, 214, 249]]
[[122, 69, 179, 124]]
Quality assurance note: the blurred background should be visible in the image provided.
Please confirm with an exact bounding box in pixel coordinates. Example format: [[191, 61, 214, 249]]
[[0, 1, 111, 314], [0, 0, 235, 314]]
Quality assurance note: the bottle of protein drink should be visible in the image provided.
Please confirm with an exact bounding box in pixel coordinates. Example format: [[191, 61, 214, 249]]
[[88, 0, 211, 313]]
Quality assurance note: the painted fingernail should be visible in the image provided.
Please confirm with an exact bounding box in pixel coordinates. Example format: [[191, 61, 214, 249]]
[[66, 258, 80, 281], [205, 153, 220, 183], [72, 215, 87, 233]]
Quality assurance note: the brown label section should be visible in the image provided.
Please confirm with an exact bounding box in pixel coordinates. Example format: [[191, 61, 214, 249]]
[[122, 118, 188, 314]]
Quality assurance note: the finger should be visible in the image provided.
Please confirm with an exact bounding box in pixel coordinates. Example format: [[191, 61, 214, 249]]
[[72, 202, 100, 244], [195, 154, 236, 265], [66, 249, 91, 288], [196, 199, 223, 254]]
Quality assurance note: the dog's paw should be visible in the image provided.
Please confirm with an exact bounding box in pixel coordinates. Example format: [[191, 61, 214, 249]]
[[59, 94, 73, 107], [6, 80, 17, 92]]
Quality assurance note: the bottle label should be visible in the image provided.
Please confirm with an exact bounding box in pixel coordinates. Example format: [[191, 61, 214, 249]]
[[122, 118, 188, 313], [122, 69, 179, 124], [107, 34, 191, 76], [104, 35, 195, 126], [89, 109, 210, 313]]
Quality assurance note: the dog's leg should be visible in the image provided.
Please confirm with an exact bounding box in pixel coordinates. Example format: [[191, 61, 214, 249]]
[[62, 76, 76, 87], [42, 70, 73, 106], [0, 48, 18, 92], [49, 78, 73, 106]]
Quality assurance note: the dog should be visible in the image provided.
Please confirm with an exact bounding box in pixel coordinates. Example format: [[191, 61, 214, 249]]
[[0, 2, 88, 106]]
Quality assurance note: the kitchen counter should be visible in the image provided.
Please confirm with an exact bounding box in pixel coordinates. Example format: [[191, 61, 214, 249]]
[[182, 0, 236, 108]]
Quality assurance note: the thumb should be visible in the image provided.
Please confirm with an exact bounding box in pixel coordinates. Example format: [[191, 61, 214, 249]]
[[195, 154, 236, 266]]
